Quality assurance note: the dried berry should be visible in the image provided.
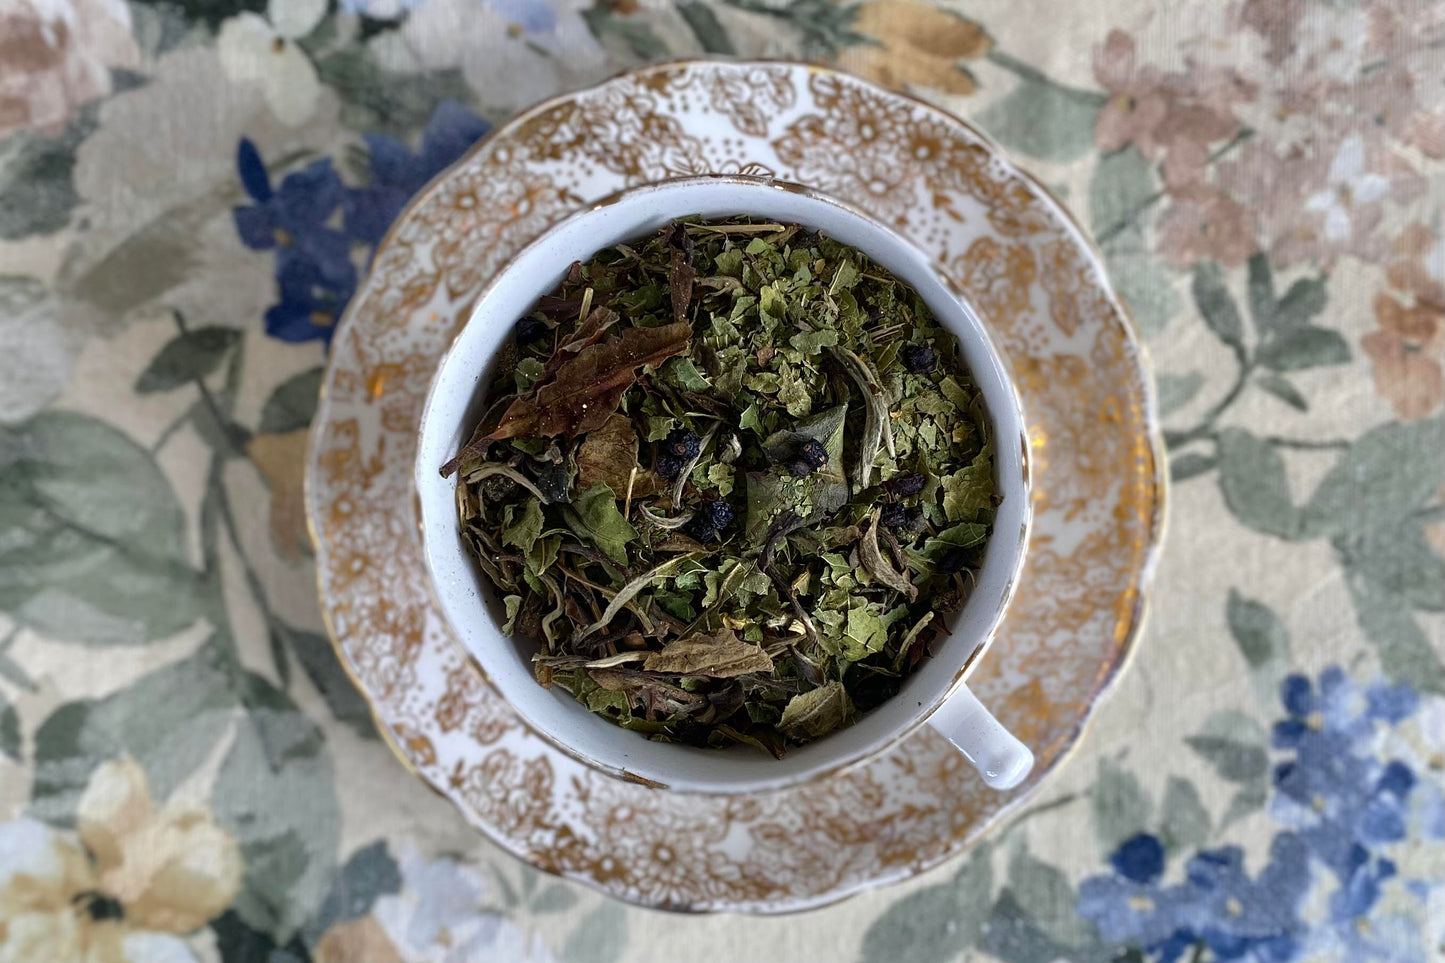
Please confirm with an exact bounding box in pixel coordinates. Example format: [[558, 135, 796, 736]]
[[684, 515, 717, 543], [514, 316, 547, 346], [888, 473, 927, 497], [799, 439, 828, 470], [535, 464, 570, 503], [900, 344, 937, 374], [938, 548, 971, 574], [654, 452, 684, 481], [702, 499, 735, 531], [481, 474, 517, 502], [664, 428, 701, 462], [879, 501, 909, 529]]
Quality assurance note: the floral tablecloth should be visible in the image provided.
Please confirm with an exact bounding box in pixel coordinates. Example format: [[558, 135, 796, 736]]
[[1, 0, 1442, 961]]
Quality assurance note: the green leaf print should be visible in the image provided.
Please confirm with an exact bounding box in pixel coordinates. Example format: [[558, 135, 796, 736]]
[[1254, 373, 1308, 411], [1345, 568, 1445, 694], [1156, 372, 1204, 417], [1092, 758, 1151, 855], [0, 691, 18, 763], [1090, 147, 1179, 336], [0, 410, 203, 645], [1226, 589, 1291, 702], [1185, 710, 1268, 782], [135, 326, 243, 393], [29, 647, 237, 822], [1008, 845, 1089, 945], [859, 846, 992, 963], [1301, 418, 1445, 538], [1215, 428, 1301, 539], [214, 672, 340, 941], [1191, 262, 1244, 349], [1159, 776, 1211, 853], [561, 903, 630, 963], [288, 629, 379, 740], [1254, 326, 1350, 371], [977, 69, 1103, 163], [259, 366, 325, 434]]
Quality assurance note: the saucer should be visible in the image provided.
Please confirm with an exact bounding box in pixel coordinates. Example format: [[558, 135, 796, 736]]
[[305, 60, 1165, 913]]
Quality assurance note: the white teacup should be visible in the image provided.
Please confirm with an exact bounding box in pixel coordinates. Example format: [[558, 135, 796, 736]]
[[415, 175, 1034, 795]]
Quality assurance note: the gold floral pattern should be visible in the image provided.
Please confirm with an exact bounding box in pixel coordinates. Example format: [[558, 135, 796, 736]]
[[306, 61, 1163, 912], [950, 237, 1038, 335]]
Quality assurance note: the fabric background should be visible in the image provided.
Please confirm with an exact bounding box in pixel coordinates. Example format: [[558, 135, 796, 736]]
[[0, 1, 1442, 961]]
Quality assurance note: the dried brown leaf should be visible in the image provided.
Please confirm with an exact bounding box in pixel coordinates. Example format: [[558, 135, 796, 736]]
[[576, 414, 640, 493], [643, 626, 775, 677], [667, 222, 696, 324]]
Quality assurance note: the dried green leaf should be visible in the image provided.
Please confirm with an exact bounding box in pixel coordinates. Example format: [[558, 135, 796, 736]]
[[778, 682, 854, 739], [942, 446, 993, 522], [659, 356, 711, 391], [502, 595, 523, 635], [860, 512, 917, 600], [569, 483, 637, 565], [502, 499, 544, 555]]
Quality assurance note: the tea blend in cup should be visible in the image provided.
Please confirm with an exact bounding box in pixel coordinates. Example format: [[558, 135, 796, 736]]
[[441, 218, 997, 756]]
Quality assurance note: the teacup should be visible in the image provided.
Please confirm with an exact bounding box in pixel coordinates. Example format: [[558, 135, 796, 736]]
[[414, 175, 1033, 794]]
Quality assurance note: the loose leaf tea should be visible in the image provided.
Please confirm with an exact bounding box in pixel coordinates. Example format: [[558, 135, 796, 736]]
[[445, 217, 998, 754]]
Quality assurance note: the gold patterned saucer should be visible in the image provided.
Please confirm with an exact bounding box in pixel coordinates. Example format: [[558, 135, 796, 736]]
[[305, 60, 1165, 913]]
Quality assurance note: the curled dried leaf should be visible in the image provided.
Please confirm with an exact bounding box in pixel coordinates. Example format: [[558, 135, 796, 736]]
[[667, 222, 696, 324], [860, 510, 918, 601], [581, 552, 704, 638], [830, 346, 895, 487]]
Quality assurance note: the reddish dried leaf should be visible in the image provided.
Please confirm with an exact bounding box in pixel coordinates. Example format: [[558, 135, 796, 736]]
[[484, 322, 691, 441]]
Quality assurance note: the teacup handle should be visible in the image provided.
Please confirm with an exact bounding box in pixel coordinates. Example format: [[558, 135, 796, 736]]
[[927, 685, 1034, 790]]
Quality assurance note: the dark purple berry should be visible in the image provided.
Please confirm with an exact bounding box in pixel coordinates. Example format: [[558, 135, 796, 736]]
[[900, 344, 937, 374], [937, 548, 970, 574], [703, 499, 735, 531], [783, 438, 828, 477], [536, 464, 570, 503], [888, 473, 926, 497], [515, 317, 547, 346], [664, 428, 701, 462], [879, 501, 909, 529], [654, 452, 684, 481], [683, 515, 717, 543]]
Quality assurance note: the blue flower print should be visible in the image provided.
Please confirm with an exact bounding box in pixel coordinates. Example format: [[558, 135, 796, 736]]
[[233, 140, 357, 346], [1079, 833, 1309, 963], [1271, 672, 1423, 880], [1078, 668, 1440, 963], [233, 141, 357, 294], [265, 255, 354, 344], [233, 104, 488, 346], [1180, 835, 1309, 962], [343, 101, 490, 246]]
